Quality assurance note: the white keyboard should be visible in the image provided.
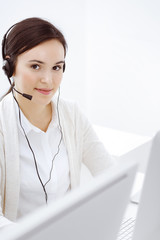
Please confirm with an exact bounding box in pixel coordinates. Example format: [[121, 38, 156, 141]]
[[117, 217, 136, 240]]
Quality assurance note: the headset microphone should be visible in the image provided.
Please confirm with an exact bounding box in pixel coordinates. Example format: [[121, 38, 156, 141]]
[[13, 88, 33, 100]]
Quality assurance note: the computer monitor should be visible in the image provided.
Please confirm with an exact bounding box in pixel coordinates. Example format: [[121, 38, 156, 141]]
[[132, 131, 160, 240], [2, 159, 137, 240]]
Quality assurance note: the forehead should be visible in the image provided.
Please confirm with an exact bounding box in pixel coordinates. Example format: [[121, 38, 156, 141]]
[[17, 39, 65, 62]]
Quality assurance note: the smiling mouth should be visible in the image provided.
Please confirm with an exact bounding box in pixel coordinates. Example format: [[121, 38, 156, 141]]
[[35, 88, 52, 95]]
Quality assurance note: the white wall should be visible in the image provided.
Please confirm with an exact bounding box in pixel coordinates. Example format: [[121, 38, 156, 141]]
[[85, 0, 160, 137], [0, 0, 160, 137]]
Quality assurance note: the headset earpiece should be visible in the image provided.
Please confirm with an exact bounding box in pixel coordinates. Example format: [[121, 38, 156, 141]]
[[2, 24, 16, 79], [2, 58, 13, 78]]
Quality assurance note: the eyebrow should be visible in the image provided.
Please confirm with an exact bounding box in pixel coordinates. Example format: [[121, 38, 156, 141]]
[[28, 60, 65, 64]]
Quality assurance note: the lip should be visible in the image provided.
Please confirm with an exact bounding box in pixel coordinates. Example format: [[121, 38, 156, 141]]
[[35, 88, 53, 95]]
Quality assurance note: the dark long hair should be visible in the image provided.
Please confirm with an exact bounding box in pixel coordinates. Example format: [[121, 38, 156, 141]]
[[1, 17, 67, 98]]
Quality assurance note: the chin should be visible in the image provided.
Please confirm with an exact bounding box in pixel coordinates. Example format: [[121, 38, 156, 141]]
[[34, 97, 53, 106]]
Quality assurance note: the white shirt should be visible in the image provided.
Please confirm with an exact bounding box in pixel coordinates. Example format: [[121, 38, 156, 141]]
[[14, 99, 70, 219]]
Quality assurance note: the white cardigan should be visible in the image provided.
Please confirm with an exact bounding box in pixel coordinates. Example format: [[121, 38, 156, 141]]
[[0, 93, 113, 223]]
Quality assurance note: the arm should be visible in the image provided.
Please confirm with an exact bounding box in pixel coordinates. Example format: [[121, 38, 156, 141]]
[[75, 104, 115, 176]]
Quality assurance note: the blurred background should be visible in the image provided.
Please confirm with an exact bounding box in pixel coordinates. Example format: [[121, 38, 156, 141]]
[[0, 0, 160, 137]]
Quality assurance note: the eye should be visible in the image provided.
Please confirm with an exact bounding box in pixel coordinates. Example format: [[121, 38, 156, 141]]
[[52, 65, 62, 71], [31, 64, 40, 70]]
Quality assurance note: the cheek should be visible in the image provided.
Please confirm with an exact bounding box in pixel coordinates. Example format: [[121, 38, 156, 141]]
[[55, 75, 63, 84], [15, 71, 36, 88]]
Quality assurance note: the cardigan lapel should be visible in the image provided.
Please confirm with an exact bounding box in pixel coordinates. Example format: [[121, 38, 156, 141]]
[[59, 100, 80, 189]]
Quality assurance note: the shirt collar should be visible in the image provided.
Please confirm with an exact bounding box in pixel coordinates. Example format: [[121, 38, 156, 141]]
[[14, 98, 59, 135]]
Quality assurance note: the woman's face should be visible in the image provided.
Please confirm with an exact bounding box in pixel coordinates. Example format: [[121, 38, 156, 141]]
[[13, 39, 65, 106]]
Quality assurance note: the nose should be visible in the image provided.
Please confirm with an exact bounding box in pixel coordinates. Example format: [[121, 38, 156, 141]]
[[40, 71, 53, 84]]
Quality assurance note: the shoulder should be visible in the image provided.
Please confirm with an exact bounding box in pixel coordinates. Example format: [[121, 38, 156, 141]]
[[56, 97, 89, 128], [54, 97, 80, 118], [59, 98, 79, 113], [0, 93, 16, 131], [0, 93, 13, 111]]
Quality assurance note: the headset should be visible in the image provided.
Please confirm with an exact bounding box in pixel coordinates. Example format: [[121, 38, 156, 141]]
[[2, 25, 65, 204]]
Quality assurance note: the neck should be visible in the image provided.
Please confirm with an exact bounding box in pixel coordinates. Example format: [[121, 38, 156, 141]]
[[15, 93, 52, 132]]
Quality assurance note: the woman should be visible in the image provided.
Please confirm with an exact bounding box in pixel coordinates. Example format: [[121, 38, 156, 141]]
[[0, 17, 113, 228]]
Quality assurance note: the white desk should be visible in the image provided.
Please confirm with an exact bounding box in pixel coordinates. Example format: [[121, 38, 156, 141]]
[[93, 125, 151, 157]]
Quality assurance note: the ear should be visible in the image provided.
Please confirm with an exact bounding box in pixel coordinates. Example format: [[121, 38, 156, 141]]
[[5, 55, 10, 59]]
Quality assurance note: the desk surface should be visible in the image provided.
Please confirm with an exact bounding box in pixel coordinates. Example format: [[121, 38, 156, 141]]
[[93, 125, 151, 156]]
